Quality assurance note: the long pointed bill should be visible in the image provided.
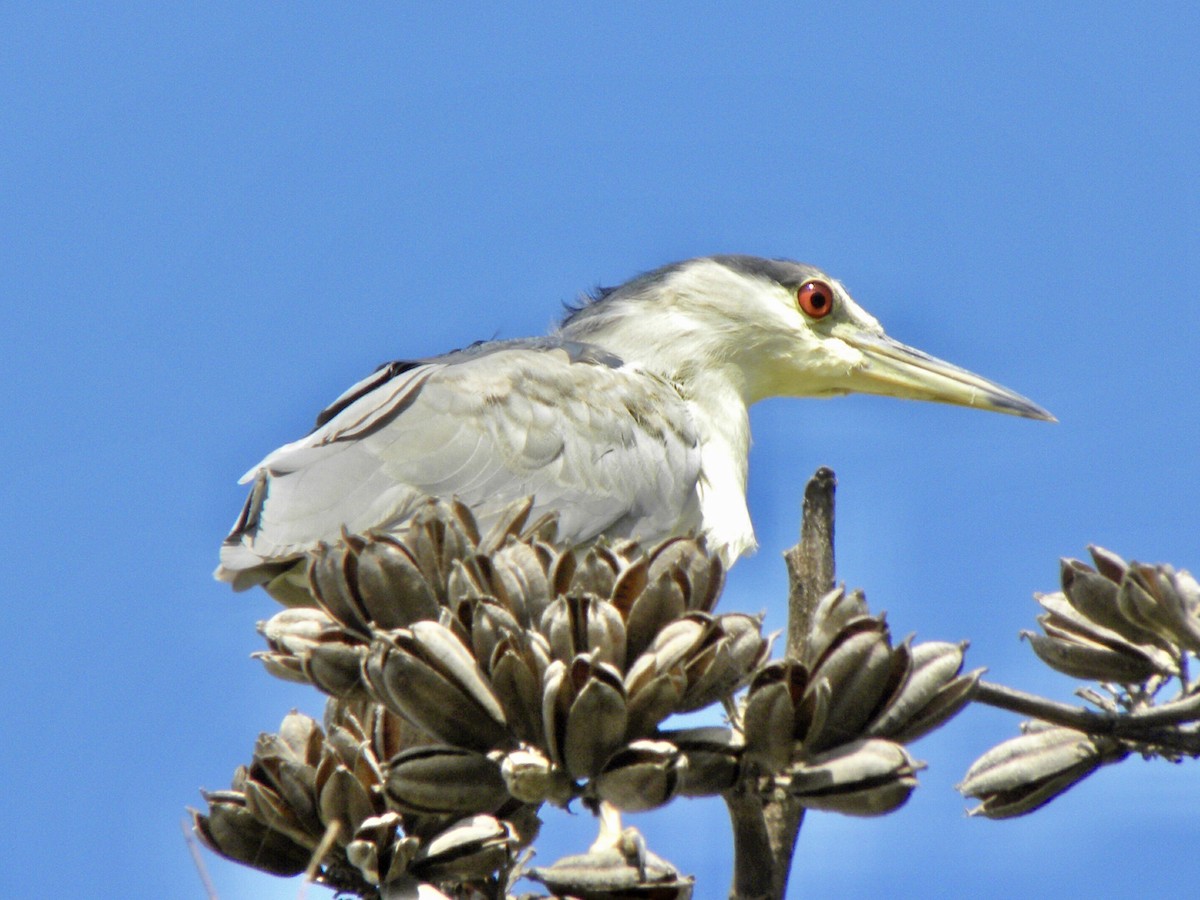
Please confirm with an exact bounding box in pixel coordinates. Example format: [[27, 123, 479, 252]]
[[842, 333, 1056, 421]]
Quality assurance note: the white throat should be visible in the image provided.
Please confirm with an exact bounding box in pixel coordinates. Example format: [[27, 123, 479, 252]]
[[678, 367, 756, 562]]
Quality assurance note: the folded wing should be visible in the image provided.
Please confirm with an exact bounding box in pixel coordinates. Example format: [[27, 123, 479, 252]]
[[217, 340, 703, 589]]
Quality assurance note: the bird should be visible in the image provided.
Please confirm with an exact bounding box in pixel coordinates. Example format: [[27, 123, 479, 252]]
[[217, 255, 1052, 603]]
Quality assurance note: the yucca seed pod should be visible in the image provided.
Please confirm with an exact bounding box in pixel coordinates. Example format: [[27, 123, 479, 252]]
[[664, 726, 743, 796], [742, 660, 810, 773], [384, 745, 510, 815], [192, 789, 314, 877], [1048, 546, 1200, 666], [528, 843, 694, 899], [364, 621, 509, 751], [801, 587, 872, 667], [958, 725, 1128, 819], [800, 618, 894, 752], [345, 813, 419, 890], [1119, 560, 1200, 654], [1029, 589, 1175, 683], [592, 739, 685, 812], [867, 640, 981, 743], [410, 814, 517, 883], [542, 655, 629, 780], [787, 738, 921, 817], [541, 593, 628, 671], [487, 630, 553, 746], [499, 745, 574, 806]]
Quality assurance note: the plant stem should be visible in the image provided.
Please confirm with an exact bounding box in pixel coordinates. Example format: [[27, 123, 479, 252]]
[[974, 680, 1200, 755], [725, 468, 837, 900]]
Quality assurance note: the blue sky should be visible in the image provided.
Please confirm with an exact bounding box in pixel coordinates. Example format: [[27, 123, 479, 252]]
[[2, 4, 1197, 898]]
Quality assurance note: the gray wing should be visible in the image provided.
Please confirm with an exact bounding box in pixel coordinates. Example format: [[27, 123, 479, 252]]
[[217, 341, 703, 588]]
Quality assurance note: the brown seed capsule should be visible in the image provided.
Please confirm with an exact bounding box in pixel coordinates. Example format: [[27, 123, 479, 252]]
[[788, 738, 922, 817], [958, 726, 1128, 819], [192, 797, 313, 877], [384, 745, 510, 815], [364, 622, 509, 751], [410, 815, 517, 883], [529, 842, 694, 899], [543, 655, 629, 780], [593, 740, 685, 811]]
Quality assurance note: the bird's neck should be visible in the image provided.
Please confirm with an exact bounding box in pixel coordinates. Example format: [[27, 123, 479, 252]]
[[678, 367, 756, 562], [560, 301, 759, 561]]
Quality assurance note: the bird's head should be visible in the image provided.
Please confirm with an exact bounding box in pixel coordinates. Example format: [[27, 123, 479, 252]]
[[562, 255, 1053, 421]]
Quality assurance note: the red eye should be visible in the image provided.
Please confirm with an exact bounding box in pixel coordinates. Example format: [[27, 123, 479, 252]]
[[797, 280, 834, 319]]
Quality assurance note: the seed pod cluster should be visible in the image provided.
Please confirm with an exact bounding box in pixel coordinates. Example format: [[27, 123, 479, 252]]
[[960, 545, 1200, 820], [191, 700, 528, 897], [740, 588, 979, 816], [202, 496, 1017, 895], [1026, 546, 1200, 683], [255, 500, 768, 817]]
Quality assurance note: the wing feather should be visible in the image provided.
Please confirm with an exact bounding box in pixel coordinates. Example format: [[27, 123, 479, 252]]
[[218, 342, 701, 586]]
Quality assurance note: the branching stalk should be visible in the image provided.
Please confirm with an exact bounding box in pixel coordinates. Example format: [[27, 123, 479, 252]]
[[974, 680, 1200, 755], [725, 467, 837, 900]]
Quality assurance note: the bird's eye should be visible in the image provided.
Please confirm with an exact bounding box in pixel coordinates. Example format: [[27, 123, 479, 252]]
[[797, 280, 834, 319]]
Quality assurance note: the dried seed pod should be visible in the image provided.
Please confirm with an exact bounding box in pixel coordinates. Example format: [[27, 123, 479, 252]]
[[623, 659, 688, 741], [192, 793, 313, 877], [1120, 562, 1200, 654], [1029, 589, 1176, 683], [364, 622, 510, 751], [410, 814, 517, 883], [742, 660, 809, 772], [488, 539, 555, 625], [570, 546, 621, 597], [194, 708, 400, 894], [499, 745, 574, 806], [541, 594, 628, 670], [593, 740, 685, 811], [475, 495, 535, 552], [528, 842, 694, 899], [801, 618, 894, 752], [678, 613, 769, 712], [958, 725, 1128, 819], [345, 813, 419, 889], [803, 587, 872, 666], [308, 543, 373, 635], [620, 565, 686, 662], [867, 641, 980, 743], [307, 642, 372, 698], [256, 609, 372, 697], [317, 765, 376, 845], [663, 726, 743, 796], [542, 655, 629, 780], [1024, 626, 1166, 683], [354, 538, 440, 628], [1054, 547, 1200, 661], [468, 599, 523, 671], [384, 745, 510, 815], [488, 631, 553, 746], [624, 612, 766, 726], [405, 501, 478, 598], [787, 738, 921, 816], [647, 536, 725, 613]]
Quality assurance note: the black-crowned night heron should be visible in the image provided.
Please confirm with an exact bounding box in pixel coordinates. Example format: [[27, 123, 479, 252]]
[[218, 255, 1051, 600]]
